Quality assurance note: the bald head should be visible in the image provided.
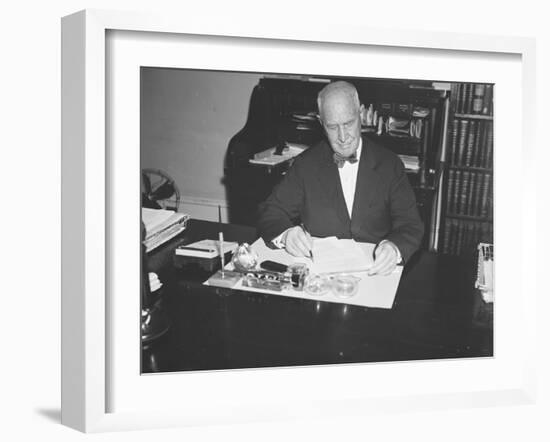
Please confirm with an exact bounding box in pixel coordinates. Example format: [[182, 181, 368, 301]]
[[317, 81, 360, 120], [317, 81, 364, 158]]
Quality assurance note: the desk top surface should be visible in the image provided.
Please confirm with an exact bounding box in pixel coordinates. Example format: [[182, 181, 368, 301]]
[[143, 219, 492, 373]]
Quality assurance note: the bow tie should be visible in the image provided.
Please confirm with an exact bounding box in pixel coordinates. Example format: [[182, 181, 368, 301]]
[[333, 152, 358, 168]]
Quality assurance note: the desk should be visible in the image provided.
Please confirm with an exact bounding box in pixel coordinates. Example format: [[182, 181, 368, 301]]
[[143, 220, 492, 373]]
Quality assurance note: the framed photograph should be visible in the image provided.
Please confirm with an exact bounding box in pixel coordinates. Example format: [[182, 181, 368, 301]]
[[61, 9, 536, 432]]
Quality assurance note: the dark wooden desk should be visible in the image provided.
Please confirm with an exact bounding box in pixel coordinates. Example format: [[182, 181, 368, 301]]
[[142, 220, 492, 373]]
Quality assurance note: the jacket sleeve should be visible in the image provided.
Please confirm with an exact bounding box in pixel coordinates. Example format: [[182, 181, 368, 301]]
[[257, 158, 305, 244], [384, 159, 424, 264]]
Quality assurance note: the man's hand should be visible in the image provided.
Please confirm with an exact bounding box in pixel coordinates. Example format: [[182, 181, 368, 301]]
[[283, 225, 313, 257], [369, 240, 399, 276]]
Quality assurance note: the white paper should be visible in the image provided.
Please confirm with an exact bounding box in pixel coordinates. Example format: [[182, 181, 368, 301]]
[[207, 237, 402, 309], [303, 236, 374, 274]]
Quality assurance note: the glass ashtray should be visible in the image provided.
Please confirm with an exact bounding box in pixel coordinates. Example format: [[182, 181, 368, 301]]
[[304, 274, 331, 297], [331, 274, 360, 299]]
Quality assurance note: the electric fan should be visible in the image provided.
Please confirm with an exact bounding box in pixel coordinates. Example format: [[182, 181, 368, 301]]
[[141, 168, 180, 211]]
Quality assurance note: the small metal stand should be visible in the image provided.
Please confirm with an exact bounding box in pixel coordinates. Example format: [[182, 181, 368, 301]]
[[141, 221, 170, 346]]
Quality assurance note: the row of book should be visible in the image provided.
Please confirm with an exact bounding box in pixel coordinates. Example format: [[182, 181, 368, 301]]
[[441, 219, 493, 256], [448, 119, 493, 169], [445, 170, 493, 218], [452, 83, 493, 115]]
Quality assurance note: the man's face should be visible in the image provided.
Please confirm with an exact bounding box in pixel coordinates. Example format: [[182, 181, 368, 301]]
[[320, 93, 364, 158]]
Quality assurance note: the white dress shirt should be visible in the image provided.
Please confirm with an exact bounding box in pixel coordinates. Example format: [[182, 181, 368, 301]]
[[338, 138, 362, 218]]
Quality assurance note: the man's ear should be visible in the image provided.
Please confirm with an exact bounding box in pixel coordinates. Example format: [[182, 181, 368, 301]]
[[316, 113, 326, 130], [359, 104, 365, 123]]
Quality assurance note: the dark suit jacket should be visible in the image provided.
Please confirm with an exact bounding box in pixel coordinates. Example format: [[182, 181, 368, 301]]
[[257, 136, 424, 264]]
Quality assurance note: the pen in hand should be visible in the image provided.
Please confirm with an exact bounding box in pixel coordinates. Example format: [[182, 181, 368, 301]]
[[299, 223, 314, 262]]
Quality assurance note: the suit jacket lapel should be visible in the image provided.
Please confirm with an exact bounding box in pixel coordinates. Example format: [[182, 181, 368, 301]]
[[316, 142, 350, 226], [351, 137, 381, 223]]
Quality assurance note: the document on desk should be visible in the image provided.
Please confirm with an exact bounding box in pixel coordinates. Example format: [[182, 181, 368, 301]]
[[208, 237, 403, 309], [306, 237, 374, 274]]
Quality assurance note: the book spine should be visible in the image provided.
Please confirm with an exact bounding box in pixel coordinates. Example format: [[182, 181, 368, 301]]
[[474, 172, 485, 217], [472, 84, 485, 114], [480, 173, 491, 218], [464, 84, 474, 114], [450, 83, 460, 113], [457, 120, 469, 166], [482, 85, 493, 115], [464, 120, 476, 166], [478, 120, 488, 168], [485, 123, 493, 169], [455, 84, 462, 114], [452, 170, 462, 214], [459, 171, 470, 215], [446, 169, 455, 214], [472, 120, 483, 168], [449, 118, 459, 165], [466, 172, 477, 216], [458, 83, 467, 114]]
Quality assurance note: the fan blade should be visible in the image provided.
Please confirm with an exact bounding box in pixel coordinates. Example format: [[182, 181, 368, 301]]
[[150, 181, 175, 201]]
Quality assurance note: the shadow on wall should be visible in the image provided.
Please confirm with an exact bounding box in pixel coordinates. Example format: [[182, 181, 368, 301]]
[[223, 84, 270, 226]]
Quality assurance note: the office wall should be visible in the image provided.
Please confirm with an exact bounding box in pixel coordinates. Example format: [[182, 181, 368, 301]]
[[141, 68, 262, 220]]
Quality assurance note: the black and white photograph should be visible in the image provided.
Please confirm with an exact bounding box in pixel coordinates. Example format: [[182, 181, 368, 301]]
[[139, 68, 494, 373], [1, 0, 541, 439]]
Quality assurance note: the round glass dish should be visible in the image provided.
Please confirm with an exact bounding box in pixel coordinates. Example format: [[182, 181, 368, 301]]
[[303, 274, 331, 297], [331, 274, 360, 299]]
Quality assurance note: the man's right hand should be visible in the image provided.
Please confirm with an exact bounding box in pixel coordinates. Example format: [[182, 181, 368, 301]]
[[282, 225, 313, 257]]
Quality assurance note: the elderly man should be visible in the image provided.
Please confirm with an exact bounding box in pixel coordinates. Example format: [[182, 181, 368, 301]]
[[257, 81, 424, 275]]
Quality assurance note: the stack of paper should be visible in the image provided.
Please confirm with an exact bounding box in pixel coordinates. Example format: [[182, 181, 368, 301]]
[[142, 207, 190, 252], [249, 143, 308, 166], [303, 237, 374, 274], [475, 243, 494, 303], [175, 239, 238, 258], [398, 154, 420, 172]]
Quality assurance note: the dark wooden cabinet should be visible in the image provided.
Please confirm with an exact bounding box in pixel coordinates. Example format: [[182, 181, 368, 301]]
[[224, 76, 449, 249]]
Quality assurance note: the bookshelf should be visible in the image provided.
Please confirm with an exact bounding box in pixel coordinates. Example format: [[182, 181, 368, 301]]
[[438, 82, 494, 256]]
